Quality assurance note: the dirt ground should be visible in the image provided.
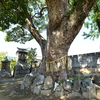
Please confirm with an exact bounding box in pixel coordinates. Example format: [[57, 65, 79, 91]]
[[0, 77, 97, 100]]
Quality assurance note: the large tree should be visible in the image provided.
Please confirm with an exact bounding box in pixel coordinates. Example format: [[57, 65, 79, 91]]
[[0, 0, 98, 81]]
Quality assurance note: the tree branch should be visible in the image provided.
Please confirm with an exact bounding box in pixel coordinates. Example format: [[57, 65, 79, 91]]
[[68, 0, 96, 37], [32, 6, 47, 18], [26, 17, 47, 47]]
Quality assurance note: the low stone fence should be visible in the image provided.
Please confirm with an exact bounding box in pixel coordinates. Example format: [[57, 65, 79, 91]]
[[69, 52, 100, 68], [69, 52, 100, 75]]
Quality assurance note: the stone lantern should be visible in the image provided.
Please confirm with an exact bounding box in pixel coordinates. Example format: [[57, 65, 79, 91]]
[[1, 56, 10, 73], [31, 59, 38, 68], [14, 47, 30, 77], [16, 47, 28, 62]]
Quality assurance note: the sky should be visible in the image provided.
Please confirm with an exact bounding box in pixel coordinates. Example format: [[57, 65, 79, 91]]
[[0, 25, 100, 59]]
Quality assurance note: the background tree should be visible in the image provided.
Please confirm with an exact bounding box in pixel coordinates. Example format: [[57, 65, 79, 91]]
[[27, 48, 37, 65], [0, 51, 8, 68], [83, 0, 100, 40], [8, 58, 16, 71], [0, 0, 97, 81]]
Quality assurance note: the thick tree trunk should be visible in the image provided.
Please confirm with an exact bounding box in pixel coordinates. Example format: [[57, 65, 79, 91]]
[[42, 0, 70, 81]]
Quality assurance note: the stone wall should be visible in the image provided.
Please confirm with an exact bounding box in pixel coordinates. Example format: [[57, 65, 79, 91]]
[[69, 52, 100, 74]]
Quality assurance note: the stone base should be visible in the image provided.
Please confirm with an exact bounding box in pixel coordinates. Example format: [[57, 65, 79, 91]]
[[73, 66, 100, 74], [14, 65, 30, 78]]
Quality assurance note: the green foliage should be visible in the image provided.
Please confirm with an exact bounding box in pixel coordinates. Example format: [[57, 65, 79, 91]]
[[8, 58, 17, 71], [4, 25, 33, 44], [58, 79, 65, 85], [0, 0, 47, 44], [68, 0, 76, 15], [0, 0, 99, 43], [0, 0, 28, 30], [69, 76, 85, 82], [83, 0, 100, 40], [0, 51, 8, 68], [69, 78, 74, 81], [27, 48, 37, 65]]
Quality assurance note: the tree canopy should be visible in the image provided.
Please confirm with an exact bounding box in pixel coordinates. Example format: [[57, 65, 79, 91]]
[[0, 0, 99, 43], [0, 0, 47, 43], [83, 0, 100, 40], [27, 48, 37, 65]]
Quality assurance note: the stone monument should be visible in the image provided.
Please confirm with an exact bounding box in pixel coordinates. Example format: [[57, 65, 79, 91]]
[[14, 47, 30, 77]]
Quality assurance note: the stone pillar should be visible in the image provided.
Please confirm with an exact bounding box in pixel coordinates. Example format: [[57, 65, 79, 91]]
[[30, 59, 38, 72]]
